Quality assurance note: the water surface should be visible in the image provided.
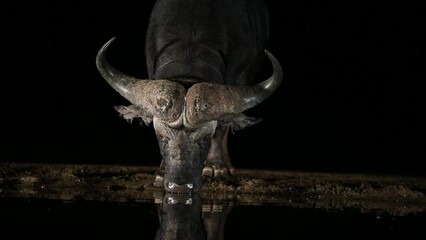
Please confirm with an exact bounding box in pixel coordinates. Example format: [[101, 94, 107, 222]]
[[1, 194, 425, 240]]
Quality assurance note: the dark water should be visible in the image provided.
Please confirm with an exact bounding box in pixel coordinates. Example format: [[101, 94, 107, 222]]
[[1, 195, 425, 240]]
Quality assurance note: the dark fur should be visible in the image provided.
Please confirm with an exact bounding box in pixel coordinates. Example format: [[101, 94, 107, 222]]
[[145, 0, 269, 86]]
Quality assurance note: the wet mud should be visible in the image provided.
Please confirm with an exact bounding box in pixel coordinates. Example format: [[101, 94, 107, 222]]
[[1, 162, 425, 216]]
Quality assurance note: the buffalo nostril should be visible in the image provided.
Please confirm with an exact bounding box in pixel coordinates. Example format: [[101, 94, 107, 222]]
[[166, 182, 195, 193], [165, 195, 194, 205], [168, 182, 178, 189]]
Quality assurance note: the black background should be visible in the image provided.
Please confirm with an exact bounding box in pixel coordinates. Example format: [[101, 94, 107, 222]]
[[2, 1, 425, 175]]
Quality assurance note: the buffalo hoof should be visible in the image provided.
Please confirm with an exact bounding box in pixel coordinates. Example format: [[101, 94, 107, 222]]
[[202, 167, 213, 177], [202, 166, 229, 178], [154, 175, 164, 188]]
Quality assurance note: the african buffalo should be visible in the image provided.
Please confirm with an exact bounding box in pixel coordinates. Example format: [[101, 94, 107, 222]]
[[96, 0, 282, 193]]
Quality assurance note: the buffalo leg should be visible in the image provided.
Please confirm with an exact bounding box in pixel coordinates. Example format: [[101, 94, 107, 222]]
[[154, 160, 165, 187], [203, 125, 235, 177]]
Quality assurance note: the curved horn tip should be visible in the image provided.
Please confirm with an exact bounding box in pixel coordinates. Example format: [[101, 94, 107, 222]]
[[263, 49, 283, 79], [97, 37, 117, 57], [264, 49, 280, 66], [104, 36, 116, 47], [264, 49, 275, 60]]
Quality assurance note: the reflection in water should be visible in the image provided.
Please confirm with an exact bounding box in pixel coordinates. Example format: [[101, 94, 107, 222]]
[[154, 193, 230, 240]]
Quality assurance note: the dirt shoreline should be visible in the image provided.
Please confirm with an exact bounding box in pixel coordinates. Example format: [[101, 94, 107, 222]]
[[1, 162, 425, 216]]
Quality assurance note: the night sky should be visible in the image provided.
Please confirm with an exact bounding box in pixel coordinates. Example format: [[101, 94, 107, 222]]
[[2, 1, 425, 175]]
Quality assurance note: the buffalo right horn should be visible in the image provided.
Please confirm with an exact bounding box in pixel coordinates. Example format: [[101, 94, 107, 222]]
[[185, 50, 283, 125]]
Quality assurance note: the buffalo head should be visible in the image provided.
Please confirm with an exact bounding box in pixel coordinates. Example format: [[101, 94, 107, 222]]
[[96, 37, 282, 193]]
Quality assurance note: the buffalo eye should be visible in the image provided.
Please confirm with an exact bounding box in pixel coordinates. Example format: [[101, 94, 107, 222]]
[[156, 131, 164, 141], [202, 134, 211, 142]]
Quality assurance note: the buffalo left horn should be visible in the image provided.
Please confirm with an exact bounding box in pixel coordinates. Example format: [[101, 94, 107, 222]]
[[185, 50, 283, 125], [96, 37, 185, 122]]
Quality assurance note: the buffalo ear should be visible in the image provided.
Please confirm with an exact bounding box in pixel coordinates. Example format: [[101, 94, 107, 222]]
[[114, 105, 153, 126], [219, 113, 262, 133]]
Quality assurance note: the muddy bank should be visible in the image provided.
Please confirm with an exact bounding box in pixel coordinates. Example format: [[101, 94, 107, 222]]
[[1, 162, 425, 216]]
